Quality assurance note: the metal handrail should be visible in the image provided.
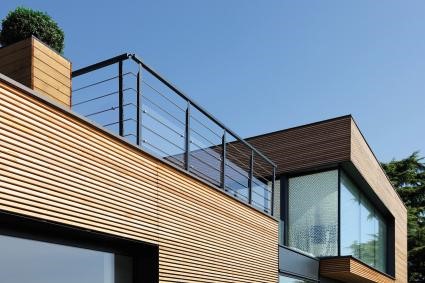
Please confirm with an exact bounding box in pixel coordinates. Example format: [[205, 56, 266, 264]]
[[72, 53, 275, 167], [72, 53, 276, 215]]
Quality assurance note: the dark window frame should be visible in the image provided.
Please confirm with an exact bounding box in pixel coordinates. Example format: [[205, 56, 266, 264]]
[[0, 211, 159, 283], [279, 165, 395, 276]]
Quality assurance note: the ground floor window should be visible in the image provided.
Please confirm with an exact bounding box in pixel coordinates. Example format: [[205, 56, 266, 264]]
[[0, 234, 133, 283], [0, 213, 159, 283], [279, 274, 317, 283]]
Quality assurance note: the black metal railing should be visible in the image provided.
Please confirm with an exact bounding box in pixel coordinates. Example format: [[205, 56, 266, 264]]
[[71, 53, 276, 215]]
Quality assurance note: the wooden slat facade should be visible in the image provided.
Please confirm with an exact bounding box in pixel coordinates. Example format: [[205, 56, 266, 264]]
[[0, 37, 71, 107], [247, 116, 407, 283], [246, 116, 352, 176], [350, 120, 408, 283], [0, 77, 278, 283], [320, 256, 395, 283]]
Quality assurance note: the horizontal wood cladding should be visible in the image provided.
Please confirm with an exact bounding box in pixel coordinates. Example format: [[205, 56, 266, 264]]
[[350, 121, 407, 283], [0, 79, 278, 283], [32, 38, 71, 107], [247, 116, 352, 176], [0, 37, 71, 108], [320, 257, 395, 283], [0, 38, 32, 87], [248, 116, 407, 282]]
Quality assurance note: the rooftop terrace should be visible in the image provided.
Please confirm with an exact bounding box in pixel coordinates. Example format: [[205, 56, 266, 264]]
[[71, 53, 276, 215]]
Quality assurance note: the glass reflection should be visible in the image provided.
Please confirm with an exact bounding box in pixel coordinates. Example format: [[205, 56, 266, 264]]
[[279, 274, 312, 283], [0, 235, 133, 283], [288, 170, 339, 257], [340, 171, 387, 273]]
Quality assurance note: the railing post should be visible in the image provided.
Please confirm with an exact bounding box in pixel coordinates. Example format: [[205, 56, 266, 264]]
[[221, 131, 227, 190], [118, 60, 124, 136], [136, 63, 142, 146], [248, 150, 254, 204], [184, 102, 191, 171], [271, 166, 276, 216]]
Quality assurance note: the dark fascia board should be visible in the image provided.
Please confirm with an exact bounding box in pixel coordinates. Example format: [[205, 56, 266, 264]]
[[0, 73, 276, 220]]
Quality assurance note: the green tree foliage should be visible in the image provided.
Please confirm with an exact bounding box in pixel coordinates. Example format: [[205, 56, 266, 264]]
[[0, 7, 64, 53], [382, 152, 425, 282]]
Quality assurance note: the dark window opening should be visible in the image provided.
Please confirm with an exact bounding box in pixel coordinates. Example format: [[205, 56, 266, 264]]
[[0, 212, 159, 283]]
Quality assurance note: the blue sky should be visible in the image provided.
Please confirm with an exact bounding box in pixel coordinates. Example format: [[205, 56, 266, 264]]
[[2, 1, 424, 162]]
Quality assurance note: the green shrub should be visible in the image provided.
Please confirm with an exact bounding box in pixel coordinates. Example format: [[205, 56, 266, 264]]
[[0, 7, 64, 53]]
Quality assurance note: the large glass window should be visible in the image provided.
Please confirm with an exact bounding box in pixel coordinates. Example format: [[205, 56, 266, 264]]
[[0, 235, 133, 283], [340, 172, 387, 273], [288, 170, 339, 257], [279, 274, 315, 283], [285, 169, 389, 274]]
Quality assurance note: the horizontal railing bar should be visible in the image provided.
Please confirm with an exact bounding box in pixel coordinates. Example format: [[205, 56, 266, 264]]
[[190, 127, 221, 149], [85, 103, 133, 118], [225, 152, 250, 172], [190, 166, 220, 186], [73, 53, 275, 167], [103, 118, 136, 128], [224, 185, 249, 201], [73, 72, 132, 93], [190, 140, 222, 163], [190, 114, 222, 139], [142, 95, 185, 126], [124, 87, 186, 126], [142, 109, 184, 138], [224, 173, 249, 190], [226, 162, 250, 180], [226, 142, 251, 160], [250, 188, 272, 202], [142, 80, 186, 112], [190, 153, 221, 173], [142, 124, 186, 152], [144, 140, 184, 166], [72, 53, 131, 77], [130, 54, 276, 167], [72, 88, 129, 106]]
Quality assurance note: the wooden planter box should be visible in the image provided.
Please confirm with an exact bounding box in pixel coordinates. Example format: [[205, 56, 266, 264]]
[[0, 36, 71, 107]]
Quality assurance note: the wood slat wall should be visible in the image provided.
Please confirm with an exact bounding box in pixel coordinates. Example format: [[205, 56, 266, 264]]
[[320, 257, 395, 283], [248, 116, 407, 283], [350, 120, 408, 283], [31, 38, 72, 106], [0, 79, 278, 283], [0, 37, 71, 107], [0, 38, 32, 87], [246, 116, 352, 176]]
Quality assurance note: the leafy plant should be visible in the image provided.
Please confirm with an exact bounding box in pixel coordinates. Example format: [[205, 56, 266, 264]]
[[0, 7, 64, 53], [382, 152, 425, 282]]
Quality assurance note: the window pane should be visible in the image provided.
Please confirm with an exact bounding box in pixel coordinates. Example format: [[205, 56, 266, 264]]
[[340, 173, 360, 257], [288, 170, 338, 257], [375, 214, 387, 272], [0, 235, 133, 283], [360, 196, 377, 267], [279, 274, 313, 283]]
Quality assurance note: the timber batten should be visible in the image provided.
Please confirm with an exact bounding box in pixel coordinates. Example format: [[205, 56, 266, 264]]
[[0, 76, 278, 282]]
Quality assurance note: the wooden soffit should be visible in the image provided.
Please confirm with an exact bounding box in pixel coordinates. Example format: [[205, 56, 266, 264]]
[[319, 256, 395, 283]]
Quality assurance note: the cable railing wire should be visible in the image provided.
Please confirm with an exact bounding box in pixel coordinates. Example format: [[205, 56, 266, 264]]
[[142, 124, 185, 152], [72, 72, 134, 93], [71, 53, 276, 216], [190, 114, 222, 139], [190, 140, 222, 163], [142, 80, 186, 112]]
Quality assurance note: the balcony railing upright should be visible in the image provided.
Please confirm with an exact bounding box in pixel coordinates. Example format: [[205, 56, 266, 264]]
[[71, 54, 276, 215]]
